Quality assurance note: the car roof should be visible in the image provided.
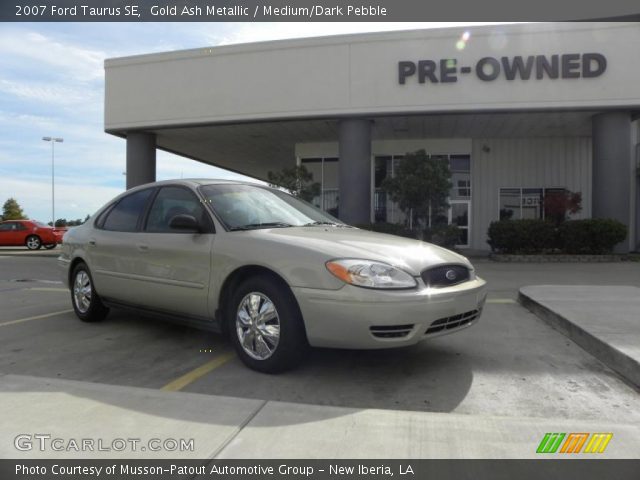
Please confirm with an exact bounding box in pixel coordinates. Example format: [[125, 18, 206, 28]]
[[104, 178, 273, 206], [127, 178, 269, 191]]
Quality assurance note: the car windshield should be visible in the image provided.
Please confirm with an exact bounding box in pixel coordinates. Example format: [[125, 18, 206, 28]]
[[34, 221, 49, 227], [199, 183, 345, 231]]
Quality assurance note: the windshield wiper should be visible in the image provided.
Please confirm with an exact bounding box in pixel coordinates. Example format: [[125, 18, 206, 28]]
[[303, 221, 351, 227], [229, 222, 293, 231]]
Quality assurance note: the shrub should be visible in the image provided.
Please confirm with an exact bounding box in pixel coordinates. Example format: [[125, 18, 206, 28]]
[[355, 223, 463, 249], [487, 219, 558, 254], [355, 222, 418, 240], [558, 219, 627, 254], [424, 225, 462, 249]]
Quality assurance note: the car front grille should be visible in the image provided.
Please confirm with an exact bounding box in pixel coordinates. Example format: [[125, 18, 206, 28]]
[[421, 264, 470, 288], [425, 309, 479, 335], [370, 324, 415, 339]]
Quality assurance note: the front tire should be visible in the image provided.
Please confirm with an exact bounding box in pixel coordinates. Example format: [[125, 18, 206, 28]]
[[229, 275, 308, 373], [71, 262, 109, 322], [25, 235, 41, 250]]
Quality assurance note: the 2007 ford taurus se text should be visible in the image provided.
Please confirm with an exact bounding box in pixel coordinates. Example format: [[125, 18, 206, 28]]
[[59, 180, 486, 373]]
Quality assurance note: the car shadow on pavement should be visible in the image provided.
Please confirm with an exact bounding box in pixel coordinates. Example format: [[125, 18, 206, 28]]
[[185, 342, 474, 414]]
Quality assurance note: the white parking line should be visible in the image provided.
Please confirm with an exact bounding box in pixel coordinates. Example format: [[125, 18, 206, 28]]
[[486, 298, 516, 304]]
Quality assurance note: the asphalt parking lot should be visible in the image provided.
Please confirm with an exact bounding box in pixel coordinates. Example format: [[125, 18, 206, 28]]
[[1, 252, 639, 423]]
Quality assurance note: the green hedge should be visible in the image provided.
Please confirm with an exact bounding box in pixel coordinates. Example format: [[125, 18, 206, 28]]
[[487, 219, 557, 254], [558, 219, 627, 254], [355, 223, 462, 248], [488, 218, 627, 254], [355, 222, 416, 239]]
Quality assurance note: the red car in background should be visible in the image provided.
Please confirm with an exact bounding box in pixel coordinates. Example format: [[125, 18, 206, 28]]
[[0, 220, 63, 250]]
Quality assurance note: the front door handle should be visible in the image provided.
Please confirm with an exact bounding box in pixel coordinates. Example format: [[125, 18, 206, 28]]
[[137, 244, 149, 252]]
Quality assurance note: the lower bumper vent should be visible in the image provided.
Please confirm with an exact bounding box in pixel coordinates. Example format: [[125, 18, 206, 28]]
[[425, 309, 479, 335], [370, 324, 415, 339]]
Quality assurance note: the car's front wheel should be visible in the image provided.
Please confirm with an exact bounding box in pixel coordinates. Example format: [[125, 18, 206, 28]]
[[25, 235, 41, 250], [229, 275, 308, 373], [71, 262, 109, 322]]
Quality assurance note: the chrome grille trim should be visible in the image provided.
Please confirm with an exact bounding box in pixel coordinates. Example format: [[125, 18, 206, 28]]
[[421, 264, 470, 288]]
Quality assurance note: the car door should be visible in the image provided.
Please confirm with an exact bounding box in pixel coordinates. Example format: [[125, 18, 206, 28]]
[[133, 185, 214, 319], [87, 187, 155, 304], [14, 222, 30, 245], [0, 222, 17, 246]]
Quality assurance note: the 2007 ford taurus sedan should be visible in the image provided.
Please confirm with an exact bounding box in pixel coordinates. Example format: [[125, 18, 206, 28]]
[[60, 179, 486, 373]]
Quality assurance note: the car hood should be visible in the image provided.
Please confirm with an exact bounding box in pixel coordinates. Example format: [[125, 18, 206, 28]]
[[252, 226, 471, 276]]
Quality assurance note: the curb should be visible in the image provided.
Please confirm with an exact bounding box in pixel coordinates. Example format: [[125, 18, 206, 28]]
[[490, 254, 633, 263], [518, 289, 640, 389]]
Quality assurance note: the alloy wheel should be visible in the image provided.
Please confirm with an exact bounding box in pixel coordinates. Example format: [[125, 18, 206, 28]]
[[73, 270, 92, 314], [236, 292, 281, 360], [26, 236, 41, 249]]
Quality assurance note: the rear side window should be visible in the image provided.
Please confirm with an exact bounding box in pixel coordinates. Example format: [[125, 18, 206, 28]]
[[145, 186, 212, 233], [102, 189, 153, 232]]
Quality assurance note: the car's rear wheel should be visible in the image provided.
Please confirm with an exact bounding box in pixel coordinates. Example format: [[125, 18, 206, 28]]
[[43, 244, 57, 250], [25, 235, 41, 250], [71, 262, 109, 322], [229, 275, 307, 373]]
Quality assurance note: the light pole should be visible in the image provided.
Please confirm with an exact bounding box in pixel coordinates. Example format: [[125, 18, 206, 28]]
[[42, 137, 63, 227]]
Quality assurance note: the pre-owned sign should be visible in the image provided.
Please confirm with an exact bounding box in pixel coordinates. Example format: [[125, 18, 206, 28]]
[[398, 53, 606, 84]]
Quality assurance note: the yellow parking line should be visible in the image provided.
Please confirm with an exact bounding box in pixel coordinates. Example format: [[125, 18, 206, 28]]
[[0, 309, 74, 327], [486, 298, 516, 304], [161, 351, 236, 392]]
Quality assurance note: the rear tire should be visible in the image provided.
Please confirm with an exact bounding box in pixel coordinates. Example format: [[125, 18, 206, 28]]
[[229, 275, 308, 373], [71, 262, 109, 322], [26, 235, 41, 250]]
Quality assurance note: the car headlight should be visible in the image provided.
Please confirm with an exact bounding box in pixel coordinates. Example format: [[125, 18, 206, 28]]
[[326, 259, 417, 289]]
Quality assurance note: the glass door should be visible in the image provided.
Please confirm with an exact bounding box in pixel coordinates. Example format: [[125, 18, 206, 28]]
[[449, 200, 471, 248]]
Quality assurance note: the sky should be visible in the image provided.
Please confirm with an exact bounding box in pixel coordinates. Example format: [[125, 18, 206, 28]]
[[0, 21, 509, 223]]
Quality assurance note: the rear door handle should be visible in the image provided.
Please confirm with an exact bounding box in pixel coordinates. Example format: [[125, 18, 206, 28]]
[[88, 239, 96, 247], [137, 244, 149, 252]]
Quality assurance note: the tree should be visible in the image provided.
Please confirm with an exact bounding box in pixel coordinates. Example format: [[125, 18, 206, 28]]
[[2, 198, 28, 221], [381, 150, 452, 229], [267, 165, 321, 203], [544, 190, 582, 225]]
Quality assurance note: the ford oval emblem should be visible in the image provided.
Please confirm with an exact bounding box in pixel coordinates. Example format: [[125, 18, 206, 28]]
[[445, 269, 457, 281]]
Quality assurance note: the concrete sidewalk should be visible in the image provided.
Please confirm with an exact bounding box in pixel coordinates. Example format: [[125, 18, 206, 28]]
[[519, 285, 640, 388], [1, 374, 638, 459]]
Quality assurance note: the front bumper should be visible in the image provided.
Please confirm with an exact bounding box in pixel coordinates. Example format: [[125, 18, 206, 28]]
[[292, 277, 487, 349]]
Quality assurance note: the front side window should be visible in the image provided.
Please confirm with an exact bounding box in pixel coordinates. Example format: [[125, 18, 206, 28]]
[[200, 184, 341, 230], [145, 186, 211, 233], [102, 188, 153, 232]]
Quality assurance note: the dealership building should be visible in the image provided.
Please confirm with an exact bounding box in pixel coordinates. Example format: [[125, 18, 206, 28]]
[[104, 22, 640, 251]]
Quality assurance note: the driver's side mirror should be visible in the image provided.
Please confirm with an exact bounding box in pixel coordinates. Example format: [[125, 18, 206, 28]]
[[169, 214, 201, 232]]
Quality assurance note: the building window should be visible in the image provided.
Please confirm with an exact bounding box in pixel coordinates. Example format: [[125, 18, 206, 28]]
[[300, 157, 339, 217], [499, 187, 567, 221], [450, 154, 471, 200], [373, 153, 470, 224]]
